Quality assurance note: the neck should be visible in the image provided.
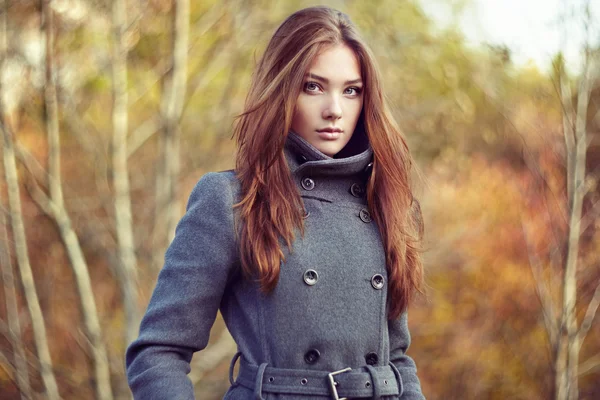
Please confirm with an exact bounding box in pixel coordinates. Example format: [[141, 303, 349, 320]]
[[283, 130, 373, 178]]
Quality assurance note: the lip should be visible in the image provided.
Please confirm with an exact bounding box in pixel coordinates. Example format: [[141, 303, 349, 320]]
[[317, 127, 343, 133], [316, 129, 342, 140]]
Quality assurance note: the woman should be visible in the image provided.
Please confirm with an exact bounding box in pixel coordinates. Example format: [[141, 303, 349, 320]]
[[126, 5, 426, 400]]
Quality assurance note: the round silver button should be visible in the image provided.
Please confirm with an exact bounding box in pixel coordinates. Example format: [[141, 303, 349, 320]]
[[301, 177, 315, 191], [371, 274, 384, 290], [303, 269, 318, 285]]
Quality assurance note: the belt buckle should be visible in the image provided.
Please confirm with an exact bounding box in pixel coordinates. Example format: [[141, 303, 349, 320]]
[[327, 367, 352, 400]]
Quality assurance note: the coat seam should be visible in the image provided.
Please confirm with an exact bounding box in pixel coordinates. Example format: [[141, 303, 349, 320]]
[[257, 288, 270, 365], [378, 274, 385, 363]]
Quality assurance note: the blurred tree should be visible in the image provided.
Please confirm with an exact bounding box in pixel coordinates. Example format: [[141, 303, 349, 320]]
[[522, 1, 600, 398], [36, 0, 113, 398], [110, 0, 140, 352], [1, 2, 35, 398], [1, 0, 59, 398], [152, 0, 190, 275]]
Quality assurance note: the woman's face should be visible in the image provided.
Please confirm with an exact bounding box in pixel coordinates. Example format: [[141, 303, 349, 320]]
[[291, 44, 364, 157]]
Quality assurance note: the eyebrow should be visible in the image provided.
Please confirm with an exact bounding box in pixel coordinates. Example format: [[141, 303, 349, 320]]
[[305, 73, 363, 85]]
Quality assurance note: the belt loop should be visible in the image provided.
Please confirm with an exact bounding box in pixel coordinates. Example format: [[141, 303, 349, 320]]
[[254, 362, 268, 400], [229, 351, 242, 386], [388, 362, 404, 398], [365, 365, 382, 400]]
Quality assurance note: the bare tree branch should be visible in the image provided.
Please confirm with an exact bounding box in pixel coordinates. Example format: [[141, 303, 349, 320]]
[[578, 352, 600, 377], [520, 217, 559, 348], [127, 115, 161, 158], [0, 350, 20, 391], [577, 280, 600, 349], [579, 197, 600, 234], [14, 142, 117, 246]]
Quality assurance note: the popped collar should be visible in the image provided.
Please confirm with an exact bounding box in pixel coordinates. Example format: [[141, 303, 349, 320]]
[[284, 129, 374, 206]]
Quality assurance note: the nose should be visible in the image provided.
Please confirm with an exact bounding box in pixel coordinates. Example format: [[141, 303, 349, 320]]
[[323, 95, 342, 120]]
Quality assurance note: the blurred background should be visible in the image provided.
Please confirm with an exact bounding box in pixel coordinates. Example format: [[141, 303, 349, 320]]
[[1, 0, 599, 399]]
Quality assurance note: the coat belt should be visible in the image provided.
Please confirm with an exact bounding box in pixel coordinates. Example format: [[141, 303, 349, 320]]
[[229, 352, 404, 399]]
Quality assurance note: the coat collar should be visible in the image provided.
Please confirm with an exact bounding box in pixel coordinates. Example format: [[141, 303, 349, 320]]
[[283, 129, 373, 178]]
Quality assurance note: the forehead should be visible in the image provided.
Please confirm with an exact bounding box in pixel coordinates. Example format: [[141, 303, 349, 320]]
[[307, 44, 362, 81]]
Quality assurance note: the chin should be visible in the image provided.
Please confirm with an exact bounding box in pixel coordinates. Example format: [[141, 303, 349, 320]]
[[316, 144, 343, 157]]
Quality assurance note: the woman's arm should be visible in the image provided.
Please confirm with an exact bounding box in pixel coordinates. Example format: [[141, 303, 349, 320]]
[[125, 172, 238, 400], [389, 312, 426, 400]]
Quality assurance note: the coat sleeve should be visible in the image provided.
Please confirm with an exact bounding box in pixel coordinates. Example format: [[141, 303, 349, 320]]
[[389, 312, 426, 399], [125, 172, 238, 400]]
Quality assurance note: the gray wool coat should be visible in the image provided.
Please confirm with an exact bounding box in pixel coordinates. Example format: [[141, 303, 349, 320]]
[[125, 130, 425, 400]]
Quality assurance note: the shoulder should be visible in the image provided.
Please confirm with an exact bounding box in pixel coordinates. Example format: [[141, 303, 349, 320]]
[[186, 169, 240, 211], [177, 170, 241, 255]]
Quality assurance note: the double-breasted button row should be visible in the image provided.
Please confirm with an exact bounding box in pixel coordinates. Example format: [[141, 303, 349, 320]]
[[304, 349, 378, 366], [300, 203, 371, 225], [302, 269, 384, 290], [300, 176, 367, 199]]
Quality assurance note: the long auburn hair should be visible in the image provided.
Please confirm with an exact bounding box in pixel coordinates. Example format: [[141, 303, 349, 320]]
[[232, 6, 424, 319]]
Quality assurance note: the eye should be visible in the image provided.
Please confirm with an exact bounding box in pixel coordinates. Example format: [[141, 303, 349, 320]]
[[304, 81, 322, 93], [345, 86, 362, 96]]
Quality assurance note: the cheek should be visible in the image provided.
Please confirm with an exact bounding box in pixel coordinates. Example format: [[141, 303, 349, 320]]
[[294, 98, 318, 124], [344, 100, 363, 121]]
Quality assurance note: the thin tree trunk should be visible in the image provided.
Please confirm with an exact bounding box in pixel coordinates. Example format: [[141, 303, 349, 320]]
[[555, 52, 571, 400], [111, 0, 140, 348], [556, 23, 596, 400], [41, 1, 113, 399], [165, 0, 189, 241], [559, 58, 575, 209], [0, 2, 33, 398], [0, 198, 33, 400], [565, 49, 594, 400], [152, 0, 189, 274], [0, 88, 60, 400]]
